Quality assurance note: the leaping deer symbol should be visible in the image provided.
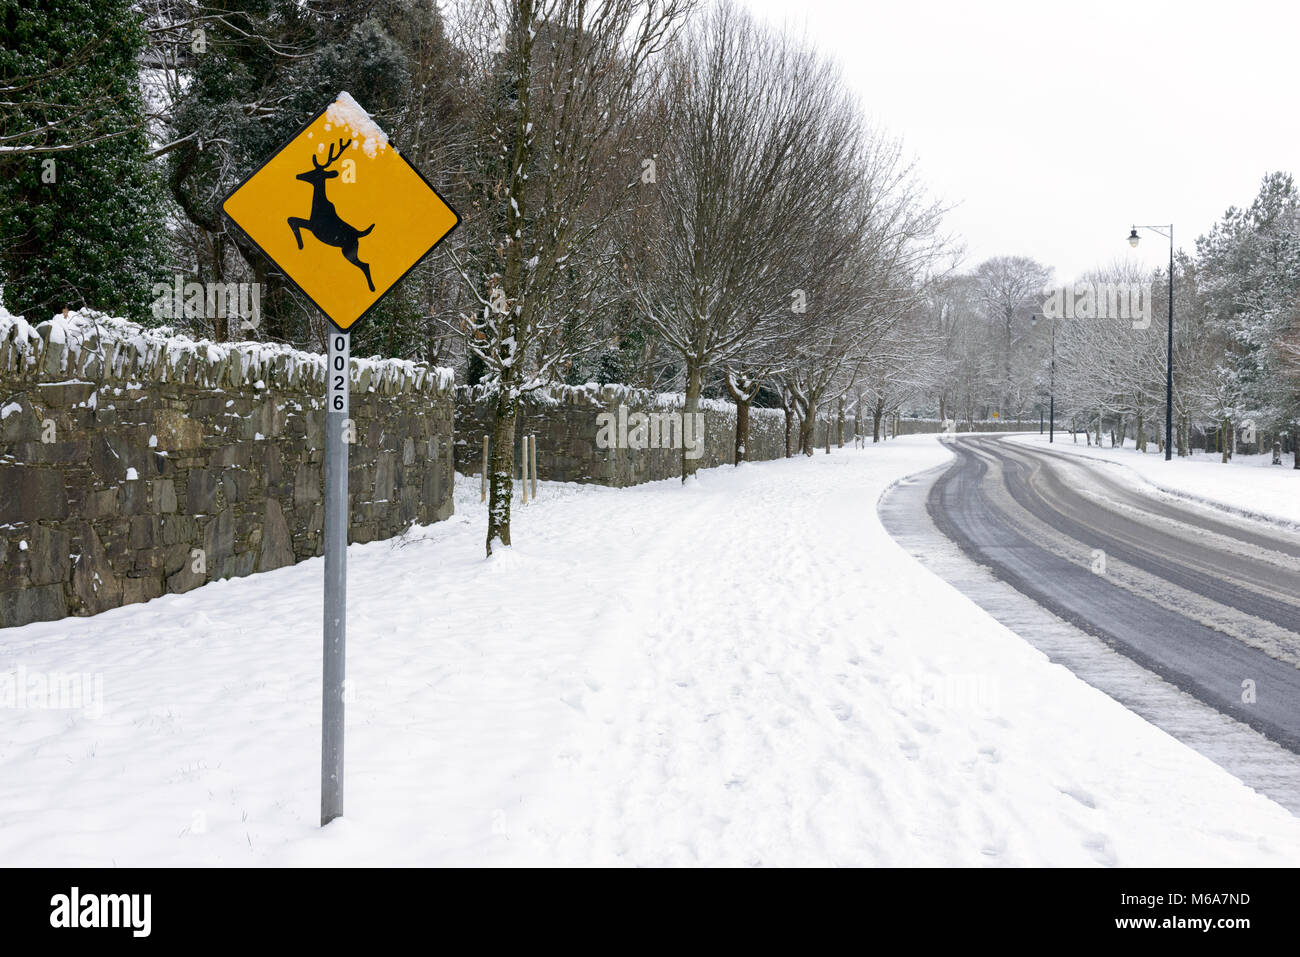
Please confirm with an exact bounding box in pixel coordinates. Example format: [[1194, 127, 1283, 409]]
[[288, 137, 376, 292]]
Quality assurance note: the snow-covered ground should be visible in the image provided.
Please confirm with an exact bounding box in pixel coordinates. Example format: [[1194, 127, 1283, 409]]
[[3, 436, 1300, 866], [1008, 432, 1300, 526]]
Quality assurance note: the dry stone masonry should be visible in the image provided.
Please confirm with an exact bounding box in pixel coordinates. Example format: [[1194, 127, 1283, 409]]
[[0, 310, 455, 628], [454, 383, 789, 486], [2, 313, 886, 629]]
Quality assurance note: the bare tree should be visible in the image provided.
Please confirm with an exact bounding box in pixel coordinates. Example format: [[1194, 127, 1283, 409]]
[[971, 255, 1053, 418], [445, 0, 689, 554], [620, 1, 867, 478], [858, 305, 944, 441], [779, 136, 946, 456]]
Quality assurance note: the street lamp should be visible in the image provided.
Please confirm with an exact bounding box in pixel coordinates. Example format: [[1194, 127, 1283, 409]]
[[1128, 223, 1175, 460], [1031, 312, 1055, 443]]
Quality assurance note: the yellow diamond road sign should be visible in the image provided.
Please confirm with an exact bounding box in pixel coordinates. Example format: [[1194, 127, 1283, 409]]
[[222, 92, 459, 331]]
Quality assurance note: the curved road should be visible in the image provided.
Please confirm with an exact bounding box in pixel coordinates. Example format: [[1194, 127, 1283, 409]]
[[926, 434, 1300, 753]]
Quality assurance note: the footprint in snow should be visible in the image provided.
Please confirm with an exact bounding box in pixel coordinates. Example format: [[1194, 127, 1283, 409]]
[[1081, 833, 1117, 865], [1059, 786, 1098, 809]]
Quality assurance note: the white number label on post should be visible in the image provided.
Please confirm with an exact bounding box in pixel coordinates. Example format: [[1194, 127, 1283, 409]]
[[329, 333, 350, 416]]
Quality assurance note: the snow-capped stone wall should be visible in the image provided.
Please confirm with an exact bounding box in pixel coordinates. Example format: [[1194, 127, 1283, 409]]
[[894, 418, 1030, 435], [0, 309, 455, 628], [453, 383, 792, 486]]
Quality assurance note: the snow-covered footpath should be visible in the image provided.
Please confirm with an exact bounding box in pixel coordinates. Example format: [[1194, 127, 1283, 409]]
[[1009, 431, 1300, 527], [3, 436, 1300, 866]]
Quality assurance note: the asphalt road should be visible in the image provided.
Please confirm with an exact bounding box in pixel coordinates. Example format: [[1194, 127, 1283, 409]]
[[927, 434, 1300, 754]]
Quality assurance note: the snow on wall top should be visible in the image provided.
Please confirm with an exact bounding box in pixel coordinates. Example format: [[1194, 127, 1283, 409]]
[[0, 306, 454, 396], [457, 381, 784, 419]]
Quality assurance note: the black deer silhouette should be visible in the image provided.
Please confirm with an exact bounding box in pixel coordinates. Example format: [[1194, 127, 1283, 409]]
[[288, 138, 376, 292]]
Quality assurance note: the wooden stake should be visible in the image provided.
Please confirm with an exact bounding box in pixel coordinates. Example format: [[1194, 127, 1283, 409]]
[[521, 433, 529, 504], [530, 434, 538, 500]]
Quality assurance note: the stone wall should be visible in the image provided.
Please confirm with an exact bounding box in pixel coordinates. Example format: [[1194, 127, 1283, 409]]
[[895, 418, 1033, 435], [0, 310, 455, 629], [454, 384, 791, 486]]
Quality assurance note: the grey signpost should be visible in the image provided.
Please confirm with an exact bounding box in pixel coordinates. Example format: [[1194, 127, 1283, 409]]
[[220, 93, 461, 829], [322, 329, 350, 825]]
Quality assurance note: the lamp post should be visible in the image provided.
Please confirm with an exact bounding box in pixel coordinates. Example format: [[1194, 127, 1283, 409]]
[[1128, 224, 1175, 461], [1031, 312, 1055, 443]]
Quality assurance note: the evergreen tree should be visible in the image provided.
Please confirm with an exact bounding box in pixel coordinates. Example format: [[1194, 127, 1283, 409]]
[[1196, 172, 1300, 433], [0, 0, 163, 318], [164, 0, 453, 345]]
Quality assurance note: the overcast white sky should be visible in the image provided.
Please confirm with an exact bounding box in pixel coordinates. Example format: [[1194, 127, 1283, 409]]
[[739, 0, 1300, 282]]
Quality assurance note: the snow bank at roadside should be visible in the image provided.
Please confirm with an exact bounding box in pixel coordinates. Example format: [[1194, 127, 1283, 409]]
[[2, 436, 1298, 866], [1008, 432, 1300, 527]]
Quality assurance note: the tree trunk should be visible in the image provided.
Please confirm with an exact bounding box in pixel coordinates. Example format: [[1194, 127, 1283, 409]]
[[253, 253, 297, 344], [872, 405, 882, 443], [1222, 418, 1230, 463], [725, 375, 754, 465], [1136, 414, 1145, 453], [836, 398, 844, 448], [733, 399, 749, 465], [1003, 306, 1013, 418], [485, 386, 518, 556], [784, 404, 794, 458], [799, 414, 815, 457], [682, 359, 704, 481], [211, 242, 230, 342], [799, 402, 816, 456]]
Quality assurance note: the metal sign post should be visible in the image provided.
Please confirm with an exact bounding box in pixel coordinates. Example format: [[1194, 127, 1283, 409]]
[[221, 92, 460, 827], [321, 329, 349, 825]]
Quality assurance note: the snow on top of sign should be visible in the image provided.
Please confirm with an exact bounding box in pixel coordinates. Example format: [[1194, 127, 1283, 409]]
[[326, 91, 390, 158]]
